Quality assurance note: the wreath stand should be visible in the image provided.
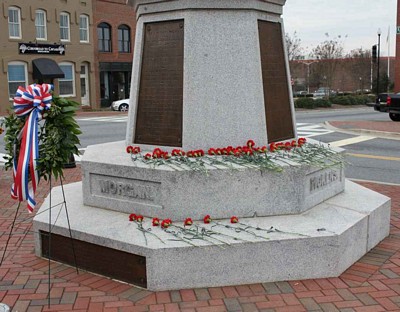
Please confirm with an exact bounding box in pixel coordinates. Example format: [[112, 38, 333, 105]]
[[0, 177, 78, 308]]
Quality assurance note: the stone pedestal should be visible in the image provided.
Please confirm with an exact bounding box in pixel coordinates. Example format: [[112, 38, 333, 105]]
[[126, 0, 296, 150], [33, 180, 391, 291], [81, 141, 345, 221]]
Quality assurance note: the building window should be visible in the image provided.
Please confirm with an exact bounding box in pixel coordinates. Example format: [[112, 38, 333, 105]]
[[35, 10, 47, 40], [8, 7, 21, 39], [8, 62, 27, 98], [118, 25, 131, 53], [97, 23, 111, 52], [79, 14, 89, 42], [59, 63, 75, 96], [60, 12, 70, 41]]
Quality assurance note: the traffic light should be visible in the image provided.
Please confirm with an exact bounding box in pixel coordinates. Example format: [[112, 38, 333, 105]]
[[372, 45, 377, 63]]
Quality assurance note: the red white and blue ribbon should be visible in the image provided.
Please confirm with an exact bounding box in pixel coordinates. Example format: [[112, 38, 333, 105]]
[[11, 84, 53, 212]]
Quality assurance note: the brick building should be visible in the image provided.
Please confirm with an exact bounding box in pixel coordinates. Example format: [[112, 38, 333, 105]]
[[395, 0, 400, 92], [93, 0, 136, 108], [290, 57, 395, 94], [0, 0, 96, 114]]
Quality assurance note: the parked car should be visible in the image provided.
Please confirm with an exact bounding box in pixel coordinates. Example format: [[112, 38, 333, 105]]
[[111, 99, 129, 112], [293, 90, 307, 97], [374, 93, 400, 121], [313, 87, 336, 98], [312, 90, 327, 99]]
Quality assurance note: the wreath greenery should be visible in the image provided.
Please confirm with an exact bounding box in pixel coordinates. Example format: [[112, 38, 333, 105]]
[[2, 96, 82, 181]]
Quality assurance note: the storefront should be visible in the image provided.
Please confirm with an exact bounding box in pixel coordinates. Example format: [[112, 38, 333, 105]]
[[99, 62, 132, 108]]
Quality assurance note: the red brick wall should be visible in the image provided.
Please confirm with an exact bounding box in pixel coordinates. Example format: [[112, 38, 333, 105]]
[[290, 57, 395, 93], [93, 0, 136, 107]]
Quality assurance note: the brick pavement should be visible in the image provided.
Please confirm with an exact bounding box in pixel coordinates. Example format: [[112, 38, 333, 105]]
[[1, 169, 400, 311], [1, 166, 399, 312], [329, 120, 400, 135]]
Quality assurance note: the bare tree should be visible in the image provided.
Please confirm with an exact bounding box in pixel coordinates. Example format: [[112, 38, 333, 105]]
[[346, 48, 372, 92], [285, 31, 304, 61], [311, 34, 344, 92]]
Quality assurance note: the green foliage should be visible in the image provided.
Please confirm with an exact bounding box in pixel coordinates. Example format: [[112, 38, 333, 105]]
[[2, 96, 82, 181], [329, 95, 370, 105], [313, 99, 332, 108], [295, 97, 315, 109], [295, 97, 332, 109]]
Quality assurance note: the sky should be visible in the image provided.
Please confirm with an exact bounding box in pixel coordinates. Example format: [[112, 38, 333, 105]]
[[283, 0, 397, 57]]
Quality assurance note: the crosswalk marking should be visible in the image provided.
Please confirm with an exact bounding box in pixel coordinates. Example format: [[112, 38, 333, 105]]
[[330, 136, 376, 147], [296, 123, 334, 138]]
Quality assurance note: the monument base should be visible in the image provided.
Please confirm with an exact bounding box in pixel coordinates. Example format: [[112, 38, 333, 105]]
[[33, 181, 390, 291], [81, 141, 345, 221]]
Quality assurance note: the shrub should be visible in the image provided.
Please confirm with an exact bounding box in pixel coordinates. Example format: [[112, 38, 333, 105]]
[[295, 97, 315, 109], [314, 99, 332, 108], [330, 95, 370, 106]]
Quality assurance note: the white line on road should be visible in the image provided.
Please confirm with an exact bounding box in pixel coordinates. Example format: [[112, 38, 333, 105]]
[[329, 136, 376, 147]]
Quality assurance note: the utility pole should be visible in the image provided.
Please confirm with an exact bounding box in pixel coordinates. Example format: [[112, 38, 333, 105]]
[[377, 28, 381, 95], [299, 60, 318, 94]]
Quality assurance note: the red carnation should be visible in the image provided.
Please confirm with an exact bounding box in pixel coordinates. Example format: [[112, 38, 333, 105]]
[[291, 140, 298, 147], [172, 149, 185, 156], [187, 151, 194, 157], [153, 148, 163, 158], [133, 146, 141, 154], [136, 215, 144, 222], [208, 148, 216, 155], [126, 145, 134, 153], [242, 147, 253, 156], [144, 153, 152, 160], [284, 142, 292, 151], [247, 140, 255, 148], [269, 143, 277, 152], [196, 149, 205, 157], [184, 218, 193, 226], [161, 219, 172, 229], [203, 215, 212, 224], [129, 213, 137, 221], [261, 146, 268, 153], [162, 152, 170, 159], [152, 218, 160, 226], [298, 137, 307, 146], [230, 216, 239, 223], [215, 148, 222, 155]]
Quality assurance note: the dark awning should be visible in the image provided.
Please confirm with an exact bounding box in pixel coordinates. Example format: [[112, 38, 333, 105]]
[[32, 58, 65, 80]]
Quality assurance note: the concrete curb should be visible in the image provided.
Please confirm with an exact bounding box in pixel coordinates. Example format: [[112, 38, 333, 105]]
[[324, 121, 400, 141]]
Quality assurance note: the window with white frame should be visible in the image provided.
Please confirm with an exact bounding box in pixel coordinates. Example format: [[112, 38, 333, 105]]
[[8, 62, 27, 98], [35, 9, 47, 40], [60, 12, 70, 41], [8, 7, 21, 39], [79, 14, 89, 42], [59, 63, 75, 96]]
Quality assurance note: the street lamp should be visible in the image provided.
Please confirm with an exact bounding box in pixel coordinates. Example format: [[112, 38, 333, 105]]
[[377, 28, 382, 95], [299, 60, 318, 94]]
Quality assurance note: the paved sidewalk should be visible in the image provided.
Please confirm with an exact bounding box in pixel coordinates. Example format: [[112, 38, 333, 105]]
[[329, 120, 400, 138], [0, 165, 399, 312]]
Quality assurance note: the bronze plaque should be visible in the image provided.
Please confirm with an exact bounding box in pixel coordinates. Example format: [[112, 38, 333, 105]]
[[135, 20, 184, 147], [40, 231, 147, 288], [258, 21, 294, 143]]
